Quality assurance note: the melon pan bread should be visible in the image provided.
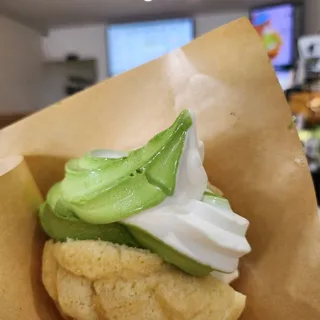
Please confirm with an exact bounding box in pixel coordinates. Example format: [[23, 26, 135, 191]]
[[43, 240, 245, 320]]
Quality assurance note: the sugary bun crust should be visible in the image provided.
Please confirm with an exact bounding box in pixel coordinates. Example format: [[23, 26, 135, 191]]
[[42, 240, 246, 320]]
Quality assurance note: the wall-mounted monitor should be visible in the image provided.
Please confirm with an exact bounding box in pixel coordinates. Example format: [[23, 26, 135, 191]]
[[250, 2, 304, 69], [107, 18, 194, 77]]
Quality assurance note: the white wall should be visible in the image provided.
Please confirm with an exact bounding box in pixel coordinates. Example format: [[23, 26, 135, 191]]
[[195, 11, 248, 36], [305, 0, 320, 35], [42, 12, 248, 84], [0, 16, 44, 114], [42, 24, 107, 82]]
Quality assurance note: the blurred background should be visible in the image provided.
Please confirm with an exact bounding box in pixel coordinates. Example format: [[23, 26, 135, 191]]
[[1, 0, 320, 203]]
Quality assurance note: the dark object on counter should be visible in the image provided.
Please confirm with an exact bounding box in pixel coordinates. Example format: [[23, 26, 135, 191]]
[[312, 171, 320, 206], [69, 76, 93, 86], [66, 54, 80, 61], [65, 75, 94, 96], [66, 86, 82, 96]]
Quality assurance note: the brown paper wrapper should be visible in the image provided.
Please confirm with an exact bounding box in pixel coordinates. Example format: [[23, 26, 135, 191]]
[[0, 18, 319, 319], [0, 157, 60, 319]]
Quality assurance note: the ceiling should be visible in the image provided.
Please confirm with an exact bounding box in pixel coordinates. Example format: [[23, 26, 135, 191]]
[[0, 0, 279, 30]]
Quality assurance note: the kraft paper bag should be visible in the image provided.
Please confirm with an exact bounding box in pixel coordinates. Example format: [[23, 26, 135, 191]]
[[0, 18, 319, 320]]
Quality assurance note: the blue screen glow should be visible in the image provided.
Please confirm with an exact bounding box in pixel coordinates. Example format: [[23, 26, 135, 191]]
[[107, 18, 194, 76]]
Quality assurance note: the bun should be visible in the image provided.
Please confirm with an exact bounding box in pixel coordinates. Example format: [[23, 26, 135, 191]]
[[42, 240, 245, 320]]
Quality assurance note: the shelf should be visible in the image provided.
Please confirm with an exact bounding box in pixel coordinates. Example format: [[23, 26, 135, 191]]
[[44, 59, 96, 66]]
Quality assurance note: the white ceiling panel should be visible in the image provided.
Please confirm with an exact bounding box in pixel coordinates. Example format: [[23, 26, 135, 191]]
[[0, 0, 278, 29]]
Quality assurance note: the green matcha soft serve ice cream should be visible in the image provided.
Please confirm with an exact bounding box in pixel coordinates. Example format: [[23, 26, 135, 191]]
[[39, 109, 251, 279]]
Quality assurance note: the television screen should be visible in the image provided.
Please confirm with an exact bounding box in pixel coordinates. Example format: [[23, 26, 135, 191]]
[[107, 18, 194, 77], [250, 3, 295, 67]]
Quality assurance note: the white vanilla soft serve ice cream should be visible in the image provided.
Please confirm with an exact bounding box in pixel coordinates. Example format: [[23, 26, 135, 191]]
[[124, 111, 251, 283]]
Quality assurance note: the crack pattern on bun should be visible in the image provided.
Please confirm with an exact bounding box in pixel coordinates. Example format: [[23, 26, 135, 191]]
[[42, 240, 246, 320]]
